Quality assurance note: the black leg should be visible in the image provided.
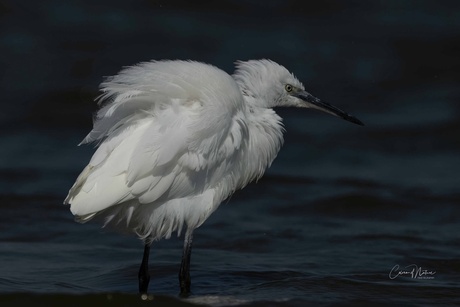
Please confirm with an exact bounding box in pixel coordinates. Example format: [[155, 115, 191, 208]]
[[138, 243, 151, 294], [179, 229, 193, 297]]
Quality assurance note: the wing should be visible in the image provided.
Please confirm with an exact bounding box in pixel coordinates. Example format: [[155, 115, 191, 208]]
[[65, 60, 248, 220]]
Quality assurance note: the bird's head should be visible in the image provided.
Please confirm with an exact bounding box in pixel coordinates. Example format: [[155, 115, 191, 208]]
[[233, 59, 363, 126]]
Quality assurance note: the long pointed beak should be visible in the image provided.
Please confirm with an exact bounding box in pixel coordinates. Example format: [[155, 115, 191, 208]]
[[293, 90, 364, 126]]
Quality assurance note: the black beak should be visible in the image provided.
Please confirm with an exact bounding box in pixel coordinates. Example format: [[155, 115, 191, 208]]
[[293, 90, 364, 126]]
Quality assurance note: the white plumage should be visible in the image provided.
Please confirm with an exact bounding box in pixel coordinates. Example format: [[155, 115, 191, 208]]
[[64, 59, 362, 295]]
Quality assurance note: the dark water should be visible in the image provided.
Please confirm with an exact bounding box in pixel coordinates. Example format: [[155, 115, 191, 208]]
[[1, 0, 459, 306]]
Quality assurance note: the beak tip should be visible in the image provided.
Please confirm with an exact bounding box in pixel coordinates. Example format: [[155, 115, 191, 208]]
[[350, 117, 365, 126]]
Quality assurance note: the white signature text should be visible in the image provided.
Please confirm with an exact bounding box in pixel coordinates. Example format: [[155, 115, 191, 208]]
[[389, 264, 436, 280]]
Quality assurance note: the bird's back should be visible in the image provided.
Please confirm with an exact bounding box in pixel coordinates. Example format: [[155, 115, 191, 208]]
[[65, 60, 250, 241]]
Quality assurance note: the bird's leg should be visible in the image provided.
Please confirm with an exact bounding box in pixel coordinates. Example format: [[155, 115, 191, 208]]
[[138, 242, 151, 294], [179, 229, 193, 297]]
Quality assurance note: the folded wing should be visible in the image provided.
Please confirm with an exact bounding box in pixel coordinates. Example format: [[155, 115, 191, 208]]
[[65, 60, 247, 222]]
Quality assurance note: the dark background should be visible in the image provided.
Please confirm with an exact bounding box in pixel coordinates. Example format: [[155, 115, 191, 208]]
[[1, 1, 459, 306]]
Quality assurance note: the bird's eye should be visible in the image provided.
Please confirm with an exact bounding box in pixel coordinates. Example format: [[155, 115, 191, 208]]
[[285, 84, 293, 92]]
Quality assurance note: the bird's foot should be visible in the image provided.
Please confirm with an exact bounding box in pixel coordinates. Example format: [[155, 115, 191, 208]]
[[179, 288, 191, 298], [138, 273, 150, 294], [179, 275, 191, 298]]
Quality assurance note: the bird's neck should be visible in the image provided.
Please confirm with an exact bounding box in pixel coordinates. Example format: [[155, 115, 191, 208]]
[[239, 105, 284, 187]]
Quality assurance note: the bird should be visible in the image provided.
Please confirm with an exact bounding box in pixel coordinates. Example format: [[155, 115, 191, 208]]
[[64, 59, 363, 296]]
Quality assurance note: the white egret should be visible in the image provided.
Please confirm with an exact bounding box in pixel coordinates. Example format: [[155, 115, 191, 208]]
[[64, 59, 363, 296]]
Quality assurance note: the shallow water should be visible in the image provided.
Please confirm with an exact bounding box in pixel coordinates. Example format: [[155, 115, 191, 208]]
[[1, 0, 459, 306]]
